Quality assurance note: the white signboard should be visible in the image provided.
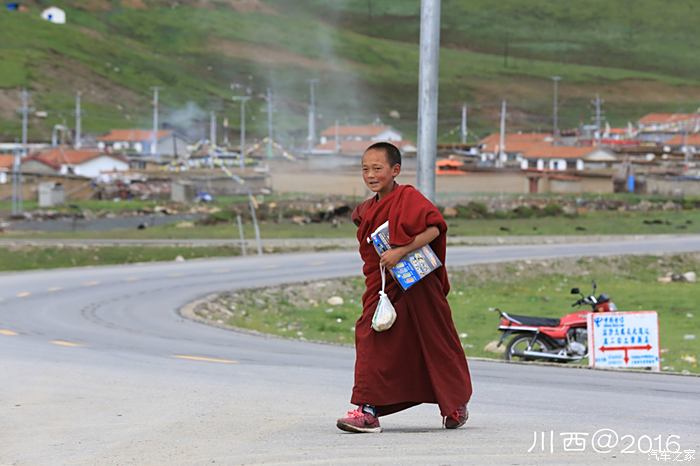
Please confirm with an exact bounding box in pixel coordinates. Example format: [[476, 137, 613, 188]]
[[587, 311, 660, 371]]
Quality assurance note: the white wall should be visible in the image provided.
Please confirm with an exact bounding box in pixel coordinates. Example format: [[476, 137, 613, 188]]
[[548, 159, 568, 170], [67, 157, 129, 178], [373, 129, 402, 141]]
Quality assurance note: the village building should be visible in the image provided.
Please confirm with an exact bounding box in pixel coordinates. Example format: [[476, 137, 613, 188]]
[[665, 133, 700, 156], [520, 145, 617, 171], [314, 124, 415, 156], [25, 148, 129, 178], [0, 155, 16, 184], [478, 133, 616, 171], [97, 129, 190, 159], [637, 113, 700, 143], [478, 133, 552, 155]]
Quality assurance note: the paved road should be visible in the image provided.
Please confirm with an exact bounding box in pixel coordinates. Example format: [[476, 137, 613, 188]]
[[1, 236, 700, 465]]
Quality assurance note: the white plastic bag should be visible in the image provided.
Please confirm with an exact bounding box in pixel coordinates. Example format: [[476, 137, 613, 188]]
[[371, 264, 397, 332]]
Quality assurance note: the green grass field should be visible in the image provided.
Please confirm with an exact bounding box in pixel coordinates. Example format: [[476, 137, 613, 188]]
[[197, 254, 700, 374], [3, 208, 699, 241], [1, 1, 699, 141], [0, 244, 241, 271]]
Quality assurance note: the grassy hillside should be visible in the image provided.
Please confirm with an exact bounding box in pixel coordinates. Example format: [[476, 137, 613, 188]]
[[1, 0, 699, 145]]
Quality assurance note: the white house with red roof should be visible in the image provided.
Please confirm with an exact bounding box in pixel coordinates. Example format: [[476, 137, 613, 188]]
[[478, 133, 616, 171], [519, 144, 616, 171], [637, 113, 700, 143], [24, 148, 129, 178], [666, 133, 700, 156], [0, 154, 17, 184], [314, 124, 415, 156], [97, 129, 189, 158]]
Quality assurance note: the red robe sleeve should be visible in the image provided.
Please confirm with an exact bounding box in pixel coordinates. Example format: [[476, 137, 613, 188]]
[[387, 186, 450, 294], [387, 186, 447, 248]]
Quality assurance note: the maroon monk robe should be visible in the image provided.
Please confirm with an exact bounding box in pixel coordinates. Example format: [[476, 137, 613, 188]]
[[350, 184, 473, 417]]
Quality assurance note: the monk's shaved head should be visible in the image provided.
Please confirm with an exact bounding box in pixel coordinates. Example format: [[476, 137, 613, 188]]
[[364, 142, 401, 167]]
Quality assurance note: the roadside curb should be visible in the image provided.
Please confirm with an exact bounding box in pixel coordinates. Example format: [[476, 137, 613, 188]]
[[180, 291, 700, 378]]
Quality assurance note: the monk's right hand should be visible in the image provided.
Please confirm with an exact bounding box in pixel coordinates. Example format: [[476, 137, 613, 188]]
[[380, 248, 405, 269]]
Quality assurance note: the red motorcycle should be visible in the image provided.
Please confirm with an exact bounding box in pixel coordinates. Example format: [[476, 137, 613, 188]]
[[494, 282, 617, 363]]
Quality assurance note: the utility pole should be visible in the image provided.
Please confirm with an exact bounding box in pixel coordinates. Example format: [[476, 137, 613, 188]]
[[232, 96, 251, 170], [150, 86, 160, 161], [20, 88, 28, 157], [266, 87, 273, 159], [209, 111, 217, 149], [11, 147, 22, 215], [416, 0, 441, 202], [307, 78, 319, 154], [460, 103, 468, 145], [334, 119, 340, 152], [593, 94, 604, 145], [552, 76, 561, 138], [75, 91, 82, 149], [12, 89, 30, 215], [223, 117, 229, 147], [498, 100, 507, 166]]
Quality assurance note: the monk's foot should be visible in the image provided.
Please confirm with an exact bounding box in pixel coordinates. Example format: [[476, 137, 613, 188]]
[[336, 406, 382, 433], [443, 404, 468, 429]]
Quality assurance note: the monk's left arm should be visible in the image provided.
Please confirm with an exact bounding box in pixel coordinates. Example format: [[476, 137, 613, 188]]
[[379, 226, 439, 268]]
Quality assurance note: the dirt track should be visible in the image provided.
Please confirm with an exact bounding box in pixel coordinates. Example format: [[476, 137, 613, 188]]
[[269, 158, 525, 199]]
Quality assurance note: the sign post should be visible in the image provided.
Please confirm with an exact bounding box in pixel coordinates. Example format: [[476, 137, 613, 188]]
[[588, 311, 660, 371]]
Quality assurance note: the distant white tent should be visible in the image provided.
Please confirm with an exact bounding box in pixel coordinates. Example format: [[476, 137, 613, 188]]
[[41, 7, 66, 24]]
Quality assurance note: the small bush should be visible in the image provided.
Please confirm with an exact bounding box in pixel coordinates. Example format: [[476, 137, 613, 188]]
[[456, 202, 490, 219]]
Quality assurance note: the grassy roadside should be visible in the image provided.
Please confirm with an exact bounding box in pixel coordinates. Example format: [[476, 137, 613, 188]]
[[0, 245, 242, 271], [194, 254, 700, 374], [3, 209, 700, 240]]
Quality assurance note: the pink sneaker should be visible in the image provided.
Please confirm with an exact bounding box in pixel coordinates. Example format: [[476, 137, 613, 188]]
[[336, 407, 382, 433], [443, 404, 468, 429]]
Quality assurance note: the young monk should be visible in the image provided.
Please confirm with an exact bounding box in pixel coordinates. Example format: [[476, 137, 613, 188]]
[[336, 141, 473, 434]]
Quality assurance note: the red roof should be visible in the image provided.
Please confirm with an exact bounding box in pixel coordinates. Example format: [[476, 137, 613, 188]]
[[638, 113, 699, 125], [666, 134, 700, 146], [607, 128, 628, 134], [97, 129, 171, 142], [28, 148, 126, 169], [320, 125, 395, 138], [479, 133, 552, 153], [521, 144, 596, 160], [0, 155, 16, 170], [315, 139, 413, 155]]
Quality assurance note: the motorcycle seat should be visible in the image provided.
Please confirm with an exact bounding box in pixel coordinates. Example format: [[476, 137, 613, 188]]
[[506, 313, 561, 328]]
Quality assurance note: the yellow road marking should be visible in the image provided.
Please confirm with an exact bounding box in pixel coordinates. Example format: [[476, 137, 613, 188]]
[[51, 340, 84, 347], [262, 264, 279, 270], [16, 291, 31, 298], [173, 355, 238, 364], [47, 287, 63, 292], [124, 276, 140, 282], [82, 280, 100, 287], [0, 329, 18, 336]]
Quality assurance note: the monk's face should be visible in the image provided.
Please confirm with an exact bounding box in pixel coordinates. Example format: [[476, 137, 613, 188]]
[[362, 148, 401, 198]]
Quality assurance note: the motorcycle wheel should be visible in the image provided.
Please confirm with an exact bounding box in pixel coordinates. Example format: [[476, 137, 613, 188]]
[[504, 334, 551, 362]]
